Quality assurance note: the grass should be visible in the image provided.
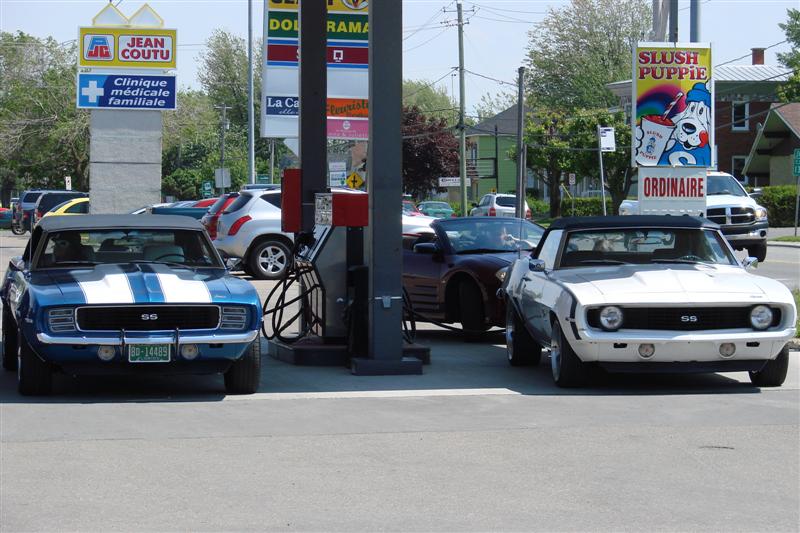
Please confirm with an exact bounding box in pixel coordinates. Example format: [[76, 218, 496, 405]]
[[773, 235, 800, 243]]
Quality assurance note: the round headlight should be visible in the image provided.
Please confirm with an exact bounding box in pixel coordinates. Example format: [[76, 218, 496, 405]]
[[599, 306, 624, 331], [754, 207, 768, 221], [750, 305, 773, 330]]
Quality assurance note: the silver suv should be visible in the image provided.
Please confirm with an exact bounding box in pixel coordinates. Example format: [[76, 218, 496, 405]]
[[469, 193, 531, 218], [214, 190, 295, 280]]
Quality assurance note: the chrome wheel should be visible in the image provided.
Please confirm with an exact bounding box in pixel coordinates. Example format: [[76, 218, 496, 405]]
[[258, 244, 287, 276]]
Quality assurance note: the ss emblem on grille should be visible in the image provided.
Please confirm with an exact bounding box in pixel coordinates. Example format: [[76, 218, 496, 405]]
[[680, 315, 698, 323], [141, 313, 158, 321]]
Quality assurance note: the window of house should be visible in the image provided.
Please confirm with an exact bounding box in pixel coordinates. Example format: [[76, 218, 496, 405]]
[[732, 102, 749, 131], [731, 156, 747, 180]]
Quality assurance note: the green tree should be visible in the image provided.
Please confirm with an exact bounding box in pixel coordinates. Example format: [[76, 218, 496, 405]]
[[402, 106, 459, 200], [474, 91, 516, 122], [523, 110, 575, 217], [403, 79, 457, 123], [0, 32, 89, 193], [524, 0, 651, 110], [778, 8, 800, 103]]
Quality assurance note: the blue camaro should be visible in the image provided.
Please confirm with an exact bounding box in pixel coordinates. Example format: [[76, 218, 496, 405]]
[[1, 215, 263, 395]]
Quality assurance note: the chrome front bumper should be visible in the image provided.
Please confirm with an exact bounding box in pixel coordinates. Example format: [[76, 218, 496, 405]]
[[36, 330, 259, 346]]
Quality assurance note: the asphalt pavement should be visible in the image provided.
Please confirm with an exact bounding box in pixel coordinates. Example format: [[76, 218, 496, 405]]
[[1, 229, 799, 532]]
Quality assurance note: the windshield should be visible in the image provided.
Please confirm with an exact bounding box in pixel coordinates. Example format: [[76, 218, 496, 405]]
[[36, 229, 222, 269], [22, 192, 43, 203], [423, 202, 449, 209], [707, 174, 747, 197], [437, 218, 544, 254], [559, 228, 737, 268]]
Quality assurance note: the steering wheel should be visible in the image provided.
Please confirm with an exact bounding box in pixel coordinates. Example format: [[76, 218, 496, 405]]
[[152, 253, 185, 262], [678, 254, 703, 262]]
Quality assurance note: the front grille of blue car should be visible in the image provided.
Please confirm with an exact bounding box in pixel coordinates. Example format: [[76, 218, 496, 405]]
[[48, 308, 76, 332], [220, 306, 248, 330], [76, 305, 221, 331]]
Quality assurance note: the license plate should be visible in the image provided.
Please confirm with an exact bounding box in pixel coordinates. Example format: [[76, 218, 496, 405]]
[[128, 344, 171, 363]]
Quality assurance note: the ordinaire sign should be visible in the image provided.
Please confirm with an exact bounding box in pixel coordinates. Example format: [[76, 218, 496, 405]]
[[77, 73, 176, 110], [638, 167, 706, 216], [79, 27, 177, 69], [261, 0, 369, 139]]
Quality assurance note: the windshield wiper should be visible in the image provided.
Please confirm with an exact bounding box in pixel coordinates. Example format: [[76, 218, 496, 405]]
[[579, 259, 629, 265], [456, 248, 512, 254], [128, 259, 192, 268], [47, 261, 97, 267], [651, 258, 705, 264]]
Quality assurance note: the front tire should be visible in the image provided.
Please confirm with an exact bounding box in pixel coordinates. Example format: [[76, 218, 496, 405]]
[[749, 345, 789, 387], [550, 319, 588, 387], [2, 306, 18, 371], [459, 281, 488, 341], [224, 336, 261, 394], [248, 240, 292, 280], [747, 242, 767, 263], [17, 328, 52, 396], [10, 222, 26, 235], [506, 303, 541, 366]]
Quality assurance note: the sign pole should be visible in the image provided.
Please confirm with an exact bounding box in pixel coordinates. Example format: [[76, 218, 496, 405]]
[[597, 126, 607, 216], [794, 148, 800, 237]]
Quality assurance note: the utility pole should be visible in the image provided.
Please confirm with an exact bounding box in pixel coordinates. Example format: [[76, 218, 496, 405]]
[[269, 139, 276, 184], [669, 0, 679, 42], [215, 103, 231, 193], [457, 1, 467, 216], [247, 0, 256, 184], [515, 66, 526, 218], [494, 124, 499, 193], [690, 0, 701, 42]]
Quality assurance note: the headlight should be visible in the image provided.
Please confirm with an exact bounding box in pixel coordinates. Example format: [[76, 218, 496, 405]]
[[599, 306, 624, 331], [750, 305, 773, 330], [754, 206, 768, 221], [495, 267, 508, 283]]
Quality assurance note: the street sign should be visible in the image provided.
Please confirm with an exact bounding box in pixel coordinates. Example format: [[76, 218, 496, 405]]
[[329, 171, 347, 187], [438, 177, 470, 187], [77, 73, 176, 110], [214, 168, 231, 188], [202, 181, 213, 192], [793, 148, 800, 177], [64, 176, 72, 191], [79, 26, 177, 69], [568, 173, 576, 186], [598, 127, 616, 152], [346, 171, 364, 189], [257, 174, 271, 184]]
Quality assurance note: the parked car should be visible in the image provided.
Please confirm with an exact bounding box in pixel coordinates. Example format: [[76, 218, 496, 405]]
[[130, 202, 173, 215], [418, 201, 455, 218], [14, 190, 59, 233], [214, 189, 294, 280], [241, 184, 280, 191], [0, 215, 263, 395], [470, 193, 532, 219], [403, 216, 544, 338], [149, 201, 210, 220], [202, 193, 240, 240], [0, 207, 12, 229], [32, 191, 88, 227], [500, 215, 796, 387], [620, 172, 769, 261], [40, 197, 90, 218], [402, 200, 423, 216]]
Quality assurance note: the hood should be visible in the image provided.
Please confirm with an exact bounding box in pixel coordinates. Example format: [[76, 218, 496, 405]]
[[706, 194, 757, 209], [555, 264, 783, 306], [30, 263, 233, 307]]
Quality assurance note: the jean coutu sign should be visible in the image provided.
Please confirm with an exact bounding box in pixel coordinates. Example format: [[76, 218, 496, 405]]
[[79, 27, 177, 69]]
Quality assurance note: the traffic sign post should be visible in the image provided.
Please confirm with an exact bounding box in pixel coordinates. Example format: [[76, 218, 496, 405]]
[[793, 148, 800, 236], [202, 181, 213, 198], [346, 171, 364, 189]]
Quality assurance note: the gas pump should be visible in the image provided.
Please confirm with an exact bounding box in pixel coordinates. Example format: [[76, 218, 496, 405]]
[[263, 169, 427, 366]]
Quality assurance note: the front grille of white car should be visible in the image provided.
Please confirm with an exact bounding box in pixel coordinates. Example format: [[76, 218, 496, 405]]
[[587, 306, 782, 331], [706, 207, 755, 226]]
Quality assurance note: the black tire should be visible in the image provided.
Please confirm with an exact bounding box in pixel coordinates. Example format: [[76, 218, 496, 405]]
[[747, 242, 767, 263], [224, 336, 261, 394], [505, 303, 541, 366], [550, 319, 588, 387], [247, 240, 292, 280], [2, 306, 18, 371], [459, 281, 488, 341], [749, 345, 789, 387], [10, 222, 26, 235], [17, 328, 52, 396]]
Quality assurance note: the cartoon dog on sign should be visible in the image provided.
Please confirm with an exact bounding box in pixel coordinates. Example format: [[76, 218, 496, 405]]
[[658, 82, 712, 166]]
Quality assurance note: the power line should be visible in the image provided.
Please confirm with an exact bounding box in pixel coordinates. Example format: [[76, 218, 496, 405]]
[[464, 69, 516, 87], [403, 68, 457, 101], [403, 26, 451, 53], [715, 40, 788, 68]]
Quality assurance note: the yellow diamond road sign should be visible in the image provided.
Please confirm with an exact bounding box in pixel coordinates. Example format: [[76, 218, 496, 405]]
[[346, 172, 364, 189]]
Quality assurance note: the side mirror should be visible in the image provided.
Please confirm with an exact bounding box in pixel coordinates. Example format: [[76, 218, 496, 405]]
[[8, 256, 25, 272], [749, 188, 763, 199], [413, 242, 439, 255], [528, 258, 546, 272], [742, 256, 758, 270], [471, 203, 478, 208], [224, 257, 241, 271]]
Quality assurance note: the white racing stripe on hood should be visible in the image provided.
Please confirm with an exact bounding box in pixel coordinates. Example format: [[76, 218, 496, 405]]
[[73, 265, 135, 304], [147, 263, 212, 303]]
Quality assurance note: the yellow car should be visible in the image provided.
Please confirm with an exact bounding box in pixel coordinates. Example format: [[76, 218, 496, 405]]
[[41, 197, 90, 219]]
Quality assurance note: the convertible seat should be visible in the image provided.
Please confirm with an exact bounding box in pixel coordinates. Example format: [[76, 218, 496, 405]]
[[143, 244, 185, 262]]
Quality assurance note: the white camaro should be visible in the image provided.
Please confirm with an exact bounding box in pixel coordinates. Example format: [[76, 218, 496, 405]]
[[500, 216, 796, 388]]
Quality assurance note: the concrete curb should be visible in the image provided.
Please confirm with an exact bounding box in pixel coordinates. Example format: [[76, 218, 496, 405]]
[[788, 339, 800, 351], [767, 241, 800, 249]]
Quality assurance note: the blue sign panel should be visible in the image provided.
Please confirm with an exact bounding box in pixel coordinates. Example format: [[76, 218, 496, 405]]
[[77, 73, 176, 110], [264, 96, 299, 116]]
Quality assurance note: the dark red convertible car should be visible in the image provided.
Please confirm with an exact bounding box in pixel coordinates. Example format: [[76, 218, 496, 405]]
[[403, 217, 544, 338]]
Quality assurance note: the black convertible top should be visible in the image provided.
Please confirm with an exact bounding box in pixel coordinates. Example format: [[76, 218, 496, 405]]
[[548, 215, 719, 231], [37, 214, 204, 232]]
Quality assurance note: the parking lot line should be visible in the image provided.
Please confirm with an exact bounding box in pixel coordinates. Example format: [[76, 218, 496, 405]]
[[221, 387, 523, 401]]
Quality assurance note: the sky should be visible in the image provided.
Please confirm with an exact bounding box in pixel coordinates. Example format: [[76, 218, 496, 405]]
[[0, 0, 794, 115]]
